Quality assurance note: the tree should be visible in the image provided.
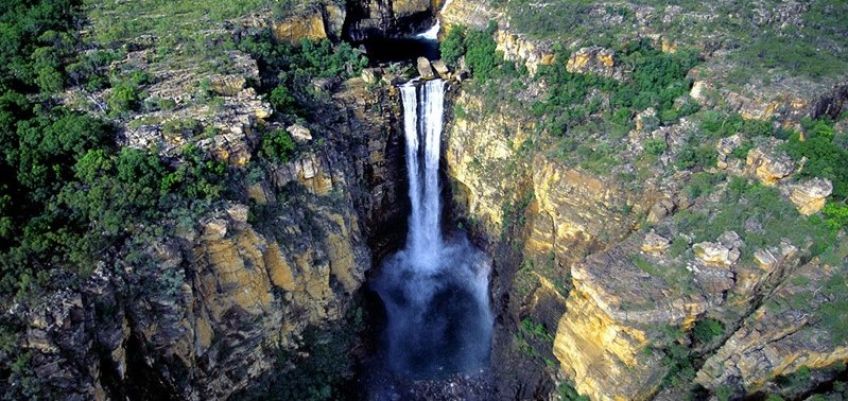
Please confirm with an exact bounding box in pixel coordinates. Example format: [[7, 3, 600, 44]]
[[464, 25, 499, 81], [260, 129, 296, 162], [269, 85, 295, 111], [440, 26, 466, 66]]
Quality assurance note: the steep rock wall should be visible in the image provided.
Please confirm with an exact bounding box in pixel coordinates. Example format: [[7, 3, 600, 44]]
[[19, 69, 406, 400]]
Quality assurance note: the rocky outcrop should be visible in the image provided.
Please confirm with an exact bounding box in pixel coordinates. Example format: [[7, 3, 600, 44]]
[[495, 31, 554, 76], [440, 0, 498, 31], [112, 49, 271, 167], [344, 0, 434, 41], [270, 3, 347, 43], [696, 259, 848, 398], [690, 65, 848, 124], [549, 217, 805, 401], [789, 178, 833, 216], [416, 56, 436, 79], [18, 50, 408, 399], [272, 9, 328, 43], [20, 192, 370, 400], [746, 143, 795, 186], [444, 82, 658, 400], [566, 46, 625, 80]]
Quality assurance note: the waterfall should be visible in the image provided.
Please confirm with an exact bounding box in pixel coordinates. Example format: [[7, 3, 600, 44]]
[[401, 79, 445, 270], [415, 19, 441, 40], [371, 78, 493, 385]]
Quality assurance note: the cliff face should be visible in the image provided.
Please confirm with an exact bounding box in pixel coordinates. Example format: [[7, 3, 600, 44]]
[[445, 82, 659, 399], [439, 1, 848, 400], [19, 48, 407, 399], [447, 85, 847, 401], [343, 0, 436, 41]]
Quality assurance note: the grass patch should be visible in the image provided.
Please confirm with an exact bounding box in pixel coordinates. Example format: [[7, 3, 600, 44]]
[[631, 255, 694, 294]]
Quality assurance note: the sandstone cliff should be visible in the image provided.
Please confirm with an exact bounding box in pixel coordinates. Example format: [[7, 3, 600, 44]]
[[438, 1, 848, 400], [16, 43, 407, 399]]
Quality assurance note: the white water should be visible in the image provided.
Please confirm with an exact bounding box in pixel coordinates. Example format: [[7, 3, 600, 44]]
[[415, 20, 441, 40], [373, 78, 493, 381], [402, 79, 445, 270], [414, 0, 450, 40]]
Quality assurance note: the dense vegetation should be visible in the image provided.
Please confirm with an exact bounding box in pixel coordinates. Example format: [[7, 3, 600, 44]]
[[0, 0, 378, 396], [534, 40, 700, 136], [238, 34, 368, 119]]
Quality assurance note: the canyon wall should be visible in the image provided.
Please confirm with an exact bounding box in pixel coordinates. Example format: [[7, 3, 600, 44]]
[[439, 1, 848, 400], [18, 52, 408, 399]]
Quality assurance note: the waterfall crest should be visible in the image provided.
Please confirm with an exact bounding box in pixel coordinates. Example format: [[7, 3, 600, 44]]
[[372, 78, 493, 382]]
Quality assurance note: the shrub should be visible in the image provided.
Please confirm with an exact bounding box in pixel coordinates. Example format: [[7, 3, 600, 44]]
[[675, 143, 716, 171], [260, 129, 296, 162], [558, 382, 590, 401], [644, 139, 667, 156], [821, 202, 848, 231], [106, 71, 151, 116], [441, 26, 466, 66], [692, 318, 725, 345], [464, 21, 500, 82], [685, 172, 725, 199], [269, 85, 296, 111], [783, 125, 848, 199]]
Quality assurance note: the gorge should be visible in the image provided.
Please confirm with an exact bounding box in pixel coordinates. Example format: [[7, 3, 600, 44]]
[[1, 1, 848, 401]]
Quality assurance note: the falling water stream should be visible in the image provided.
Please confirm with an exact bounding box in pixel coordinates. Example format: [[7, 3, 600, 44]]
[[367, 79, 493, 398]]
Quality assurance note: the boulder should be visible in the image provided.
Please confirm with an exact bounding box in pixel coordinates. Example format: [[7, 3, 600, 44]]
[[361, 68, 379, 84], [789, 178, 833, 215], [287, 124, 313, 143], [322, 3, 346, 40], [635, 107, 659, 132], [431, 59, 450, 79], [226, 204, 249, 224], [272, 10, 327, 43], [747, 146, 794, 185], [693, 241, 739, 267], [494, 30, 555, 76], [642, 231, 671, 254], [647, 198, 675, 224], [417, 57, 436, 80], [753, 249, 778, 271], [209, 74, 246, 96], [203, 219, 228, 240], [391, 0, 431, 18], [716, 134, 743, 170]]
